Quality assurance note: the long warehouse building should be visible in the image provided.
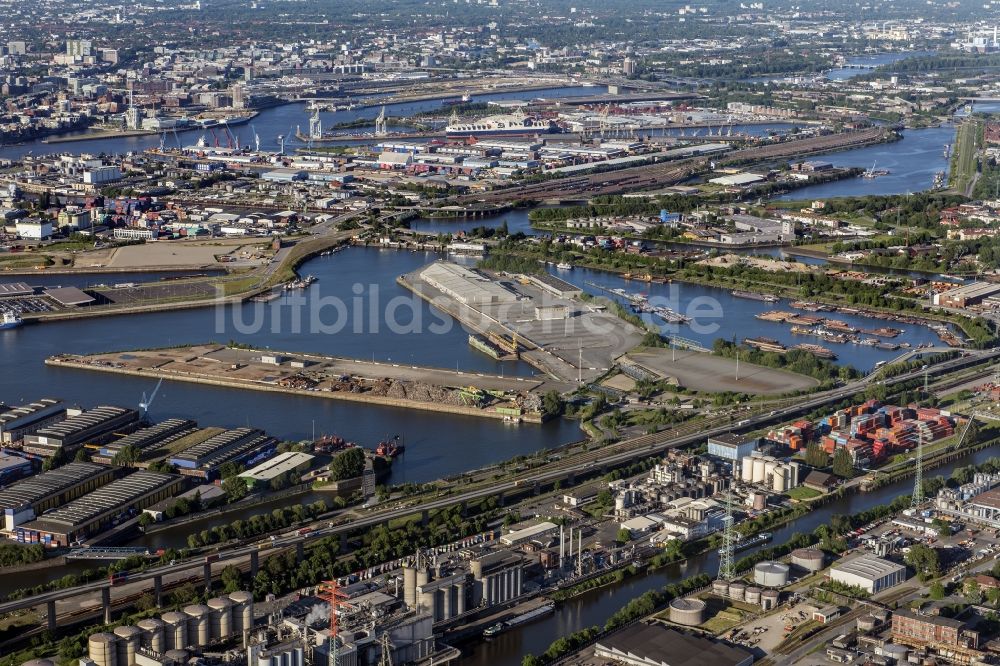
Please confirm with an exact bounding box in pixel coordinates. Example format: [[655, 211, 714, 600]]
[[22, 405, 139, 458], [15, 470, 185, 546], [0, 398, 66, 444], [97, 418, 198, 461], [168, 427, 276, 479], [0, 462, 115, 533]]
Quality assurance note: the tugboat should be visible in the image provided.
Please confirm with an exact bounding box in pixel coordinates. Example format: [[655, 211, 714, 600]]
[[375, 435, 405, 458], [0, 312, 22, 330], [314, 434, 356, 453]]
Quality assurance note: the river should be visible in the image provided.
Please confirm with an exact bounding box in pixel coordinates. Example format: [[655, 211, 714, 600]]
[[0, 85, 607, 161], [457, 445, 998, 665]]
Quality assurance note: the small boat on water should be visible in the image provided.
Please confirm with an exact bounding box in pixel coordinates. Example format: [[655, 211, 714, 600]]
[[375, 434, 405, 458], [556, 262, 573, 270], [483, 602, 555, 637], [732, 289, 779, 303], [0, 312, 22, 330]]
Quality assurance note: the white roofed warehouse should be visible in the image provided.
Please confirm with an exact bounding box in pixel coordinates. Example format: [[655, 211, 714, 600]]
[[829, 553, 907, 594]]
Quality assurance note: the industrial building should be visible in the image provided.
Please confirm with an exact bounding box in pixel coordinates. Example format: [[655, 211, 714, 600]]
[[16, 470, 185, 546], [168, 427, 276, 479], [238, 451, 314, 490], [594, 623, 753, 666], [829, 553, 907, 594], [739, 452, 800, 493], [891, 608, 979, 652], [22, 405, 139, 458], [932, 281, 1000, 308], [0, 461, 115, 533], [525, 273, 583, 299], [419, 261, 518, 305], [499, 521, 558, 547], [0, 451, 33, 486], [707, 433, 758, 463], [935, 472, 1000, 527], [98, 419, 199, 461], [0, 398, 66, 444]]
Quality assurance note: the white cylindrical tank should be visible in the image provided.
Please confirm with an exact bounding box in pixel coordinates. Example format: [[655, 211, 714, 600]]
[[763, 461, 778, 485], [744, 586, 761, 605], [114, 626, 142, 666], [161, 612, 188, 651], [207, 596, 233, 640], [163, 650, 189, 666], [668, 597, 706, 626], [761, 589, 780, 610], [754, 561, 790, 587], [229, 591, 254, 635], [881, 644, 908, 662], [751, 458, 766, 484], [137, 618, 165, 654], [740, 457, 754, 483], [402, 566, 417, 608], [728, 582, 746, 601], [183, 604, 211, 647], [89, 633, 119, 666], [772, 466, 789, 492], [711, 579, 730, 596], [791, 548, 825, 572], [788, 461, 800, 487]]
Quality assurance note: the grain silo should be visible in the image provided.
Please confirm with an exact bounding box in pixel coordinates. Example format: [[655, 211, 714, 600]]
[[229, 590, 254, 635], [772, 465, 789, 492], [740, 457, 754, 483], [88, 633, 119, 666], [751, 458, 766, 484], [753, 561, 790, 587], [183, 604, 212, 647], [668, 597, 706, 626], [113, 626, 143, 666], [402, 565, 417, 609], [161, 612, 188, 651], [207, 596, 233, 640], [163, 649, 189, 666], [137, 618, 165, 654]]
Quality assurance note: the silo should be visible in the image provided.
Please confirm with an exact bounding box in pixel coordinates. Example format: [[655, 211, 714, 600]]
[[183, 604, 211, 647], [163, 650, 189, 666], [711, 579, 730, 596], [114, 626, 143, 666], [763, 460, 778, 486], [857, 614, 880, 633], [744, 586, 761, 605], [772, 466, 789, 493], [161, 612, 188, 651], [89, 632, 119, 666], [790, 548, 825, 573], [137, 618, 165, 654], [788, 461, 800, 487], [753, 561, 790, 587], [740, 457, 754, 483], [668, 597, 705, 626], [207, 596, 233, 640], [761, 589, 780, 610], [881, 644, 908, 663], [402, 565, 417, 609], [727, 581, 746, 601], [751, 458, 766, 484], [229, 591, 254, 635]]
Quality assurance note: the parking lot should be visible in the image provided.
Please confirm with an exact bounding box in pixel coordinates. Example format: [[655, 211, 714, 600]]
[[1, 295, 56, 314]]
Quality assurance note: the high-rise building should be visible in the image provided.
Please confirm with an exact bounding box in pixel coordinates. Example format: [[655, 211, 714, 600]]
[[622, 57, 637, 76], [231, 84, 246, 109], [66, 39, 93, 58]]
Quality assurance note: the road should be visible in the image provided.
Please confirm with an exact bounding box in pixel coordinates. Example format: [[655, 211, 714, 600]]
[[3, 348, 996, 625]]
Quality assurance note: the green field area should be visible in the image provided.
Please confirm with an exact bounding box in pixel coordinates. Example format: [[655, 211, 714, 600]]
[[950, 119, 982, 195]]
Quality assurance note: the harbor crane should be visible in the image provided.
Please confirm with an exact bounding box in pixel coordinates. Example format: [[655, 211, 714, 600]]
[[139, 378, 163, 421]]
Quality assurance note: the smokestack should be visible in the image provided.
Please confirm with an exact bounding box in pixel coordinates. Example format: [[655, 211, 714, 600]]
[[559, 525, 565, 569], [578, 530, 583, 575]]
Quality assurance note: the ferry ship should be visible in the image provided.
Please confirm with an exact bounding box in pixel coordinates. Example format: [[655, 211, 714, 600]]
[[0, 312, 22, 330], [483, 602, 555, 637], [446, 112, 559, 138]]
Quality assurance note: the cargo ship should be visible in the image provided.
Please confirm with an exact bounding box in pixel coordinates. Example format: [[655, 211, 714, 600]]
[[755, 310, 793, 322], [717, 532, 772, 555], [793, 343, 837, 360], [731, 290, 779, 303], [822, 319, 859, 333], [446, 112, 559, 138], [483, 602, 556, 637], [314, 434, 357, 453], [743, 337, 787, 353], [0, 312, 22, 330], [468, 334, 504, 360]]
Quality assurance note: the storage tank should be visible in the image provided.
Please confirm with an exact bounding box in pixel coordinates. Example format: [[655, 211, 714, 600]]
[[881, 644, 908, 663], [772, 466, 789, 493], [788, 461, 800, 487], [163, 650, 189, 666], [751, 458, 766, 484], [89, 633, 119, 666], [114, 626, 142, 666], [740, 457, 754, 483], [183, 604, 212, 647], [744, 586, 761, 605], [753, 561, 790, 587], [668, 597, 706, 626], [711, 579, 730, 596], [137, 618, 165, 654], [161, 612, 188, 651], [761, 589, 780, 610], [858, 614, 881, 633], [763, 460, 778, 485], [791, 548, 825, 572], [229, 591, 254, 635], [402, 565, 417, 609], [727, 581, 746, 601], [207, 596, 233, 640]]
